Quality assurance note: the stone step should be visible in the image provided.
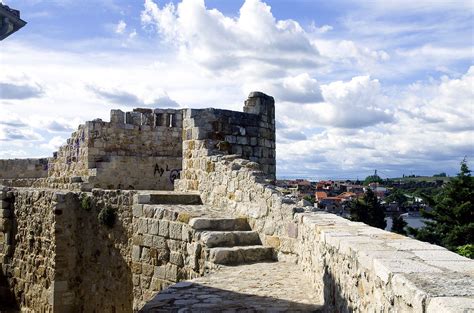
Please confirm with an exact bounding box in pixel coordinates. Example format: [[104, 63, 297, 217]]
[[199, 231, 261, 248], [135, 192, 202, 205], [189, 217, 250, 231], [208, 246, 274, 265]]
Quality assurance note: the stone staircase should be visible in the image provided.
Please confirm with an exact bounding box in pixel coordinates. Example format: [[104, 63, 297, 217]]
[[190, 217, 274, 266], [134, 191, 274, 268]]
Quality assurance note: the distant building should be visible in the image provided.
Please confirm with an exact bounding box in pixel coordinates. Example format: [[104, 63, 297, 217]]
[[319, 197, 342, 212]]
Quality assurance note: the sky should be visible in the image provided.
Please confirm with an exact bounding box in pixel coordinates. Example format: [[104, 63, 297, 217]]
[[0, 0, 473, 180]]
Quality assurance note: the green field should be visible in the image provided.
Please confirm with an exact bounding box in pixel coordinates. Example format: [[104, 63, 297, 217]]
[[388, 176, 451, 183]]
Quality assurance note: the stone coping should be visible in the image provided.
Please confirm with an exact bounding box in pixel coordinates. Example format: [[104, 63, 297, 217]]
[[134, 204, 234, 222], [296, 211, 474, 311]]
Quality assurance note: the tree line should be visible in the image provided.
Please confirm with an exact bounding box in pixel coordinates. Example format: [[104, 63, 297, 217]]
[[349, 159, 473, 258]]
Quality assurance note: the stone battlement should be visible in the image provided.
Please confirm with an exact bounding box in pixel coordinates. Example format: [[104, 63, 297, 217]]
[[0, 92, 472, 312]]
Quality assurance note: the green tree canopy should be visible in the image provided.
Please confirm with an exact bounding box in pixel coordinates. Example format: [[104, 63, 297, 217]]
[[391, 213, 407, 235], [363, 174, 383, 186], [412, 159, 474, 253], [385, 189, 409, 208], [350, 189, 386, 229]]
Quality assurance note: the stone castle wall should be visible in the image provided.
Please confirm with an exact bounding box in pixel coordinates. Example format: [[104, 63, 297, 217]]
[[173, 93, 474, 312], [0, 187, 137, 312], [177, 92, 276, 192], [130, 200, 206, 309], [176, 150, 474, 312], [47, 108, 183, 190], [1, 92, 473, 312], [0, 187, 57, 312], [0, 158, 49, 179]]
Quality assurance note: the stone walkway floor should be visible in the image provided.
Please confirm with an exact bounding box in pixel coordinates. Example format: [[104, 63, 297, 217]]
[[140, 262, 323, 312]]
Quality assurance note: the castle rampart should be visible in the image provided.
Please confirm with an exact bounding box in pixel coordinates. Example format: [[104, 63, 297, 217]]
[[0, 158, 49, 179], [0, 92, 472, 312]]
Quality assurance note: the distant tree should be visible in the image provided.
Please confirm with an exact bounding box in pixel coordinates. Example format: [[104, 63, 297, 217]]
[[303, 195, 315, 204], [391, 213, 407, 235], [385, 189, 408, 209], [350, 189, 386, 229], [456, 244, 474, 259], [433, 172, 447, 177], [363, 174, 383, 186], [410, 159, 474, 253]]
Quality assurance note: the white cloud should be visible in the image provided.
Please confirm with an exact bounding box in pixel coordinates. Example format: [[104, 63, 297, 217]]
[[279, 75, 393, 129], [40, 136, 66, 151], [115, 20, 127, 34], [1, 0, 472, 179], [141, 0, 320, 72], [276, 67, 474, 178], [309, 22, 333, 34], [0, 73, 44, 100]]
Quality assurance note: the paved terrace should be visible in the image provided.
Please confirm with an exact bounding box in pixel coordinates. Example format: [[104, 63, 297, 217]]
[[140, 261, 322, 312]]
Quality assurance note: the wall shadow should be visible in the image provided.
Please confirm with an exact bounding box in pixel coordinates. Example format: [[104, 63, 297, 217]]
[[70, 193, 134, 313], [0, 270, 19, 312], [139, 283, 323, 313], [322, 267, 353, 313]]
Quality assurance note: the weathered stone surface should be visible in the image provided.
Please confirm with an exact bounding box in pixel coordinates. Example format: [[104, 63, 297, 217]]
[[426, 297, 474, 313], [209, 246, 274, 265], [140, 262, 322, 312], [189, 217, 250, 231], [199, 231, 261, 248]]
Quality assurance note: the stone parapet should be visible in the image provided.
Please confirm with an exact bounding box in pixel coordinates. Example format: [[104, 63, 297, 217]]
[[175, 150, 474, 311], [0, 158, 49, 179], [292, 212, 474, 312]]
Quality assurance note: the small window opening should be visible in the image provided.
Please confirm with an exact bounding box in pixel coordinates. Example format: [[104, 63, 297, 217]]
[[155, 113, 164, 127]]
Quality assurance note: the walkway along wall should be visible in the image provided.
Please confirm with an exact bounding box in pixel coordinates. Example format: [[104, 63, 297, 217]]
[[176, 92, 474, 312]]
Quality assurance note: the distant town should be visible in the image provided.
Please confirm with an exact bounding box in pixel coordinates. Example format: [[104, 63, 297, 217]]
[[276, 172, 450, 226]]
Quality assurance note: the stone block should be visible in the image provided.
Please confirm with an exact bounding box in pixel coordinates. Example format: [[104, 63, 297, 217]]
[[132, 205, 143, 218], [287, 223, 298, 238], [412, 249, 468, 261], [154, 265, 166, 279], [426, 297, 474, 313], [141, 247, 150, 261], [159, 220, 169, 238], [0, 190, 7, 200], [152, 236, 167, 249], [279, 237, 297, 254], [391, 274, 428, 312], [132, 245, 141, 262], [165, 263, 178, 281], [425, 260, 474, 273], [137, 219, 148, 234], [132, 235, 144, 246], [149, 221, 159, 235], [373, 258, 442, 283], [169, 222, 183, 240], [142, 264, 154, 276], [134, 194, 151, 204], [265, 236, 280, 249], [143, 235, 153, 247], [170, 252, 184, 267]]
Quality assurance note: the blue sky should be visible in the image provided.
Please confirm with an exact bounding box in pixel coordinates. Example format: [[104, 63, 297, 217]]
[[1, 0, 473, 180]]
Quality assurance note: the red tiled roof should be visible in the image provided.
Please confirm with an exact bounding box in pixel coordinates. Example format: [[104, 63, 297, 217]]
[[315, 191, 328, 199]]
